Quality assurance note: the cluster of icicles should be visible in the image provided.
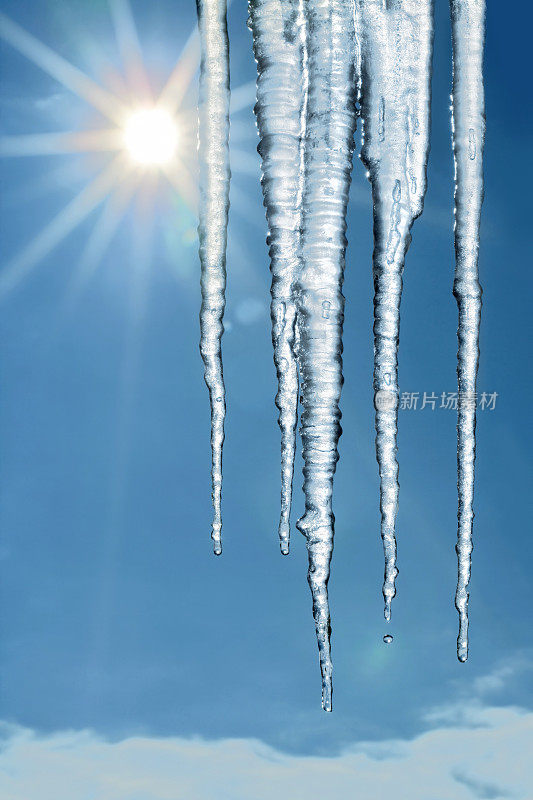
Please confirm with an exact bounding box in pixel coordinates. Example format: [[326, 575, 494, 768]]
[[195, 0, 485, 711]]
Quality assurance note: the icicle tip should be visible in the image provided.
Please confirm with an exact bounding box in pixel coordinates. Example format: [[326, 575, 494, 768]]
[[279, 521, 290, 555], [322, 678, 332, 713]]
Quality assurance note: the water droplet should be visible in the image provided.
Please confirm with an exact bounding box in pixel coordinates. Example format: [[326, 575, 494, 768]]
[[383, 634, 393, 644]]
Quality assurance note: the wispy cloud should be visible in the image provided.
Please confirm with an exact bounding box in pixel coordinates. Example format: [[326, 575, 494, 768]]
[[0, 702, 531, 800]]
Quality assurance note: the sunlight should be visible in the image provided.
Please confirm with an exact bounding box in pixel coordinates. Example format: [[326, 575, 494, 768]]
[[123, 108, 178, 165], [0, 2, 253, 301], [0, 12, 128, 125]]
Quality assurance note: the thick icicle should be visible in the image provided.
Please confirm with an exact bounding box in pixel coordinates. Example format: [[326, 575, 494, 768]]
[[248, 0, 306, 555], [358, 0, 434, 621], [196, 0, 231, 555], [296, 0, 357, 711], [450, 0, 485, 663]]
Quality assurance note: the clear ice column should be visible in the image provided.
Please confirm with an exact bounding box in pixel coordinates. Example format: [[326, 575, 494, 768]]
[[248, 0, 307, 555], [450, 0, 485, 662], [358, 0, 434, 621], [196, 0, 231, 554], [296, 0, 357, 711]]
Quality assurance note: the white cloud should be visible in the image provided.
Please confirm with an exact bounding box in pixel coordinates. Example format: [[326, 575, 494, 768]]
[[471, 656, 532, 697], [0, 703, 531, 800]]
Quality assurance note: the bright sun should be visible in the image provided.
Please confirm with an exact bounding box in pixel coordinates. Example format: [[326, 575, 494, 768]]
[[124, 108, 178, 166]]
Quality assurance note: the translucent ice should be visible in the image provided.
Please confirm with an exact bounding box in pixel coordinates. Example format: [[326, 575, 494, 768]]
[[248, 0, 307, 554], [450, 0, 485, 663], [358, 0, 434, 621], [196, 0, 231, 554], [296, 0, 358, 712]]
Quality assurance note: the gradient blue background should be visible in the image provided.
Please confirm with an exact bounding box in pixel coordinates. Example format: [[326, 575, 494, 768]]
[[0, 0, 531, 770]]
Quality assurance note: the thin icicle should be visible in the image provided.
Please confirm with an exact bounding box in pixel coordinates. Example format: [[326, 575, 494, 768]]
[[248, 0, 306, 555], [296, 0, 358, 711], [358, 0, 434, 621], [450, 0, 485, 662], [196, 0, 230, 555]]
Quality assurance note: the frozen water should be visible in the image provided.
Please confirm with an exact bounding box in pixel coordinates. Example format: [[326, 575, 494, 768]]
[[358, 0, 434, 622], [196, 0, 231, 554], [248, 0, 307, 555], [450, 0, 485, 663], [295, 0, 358, 712], [197, 0, 485, 707]]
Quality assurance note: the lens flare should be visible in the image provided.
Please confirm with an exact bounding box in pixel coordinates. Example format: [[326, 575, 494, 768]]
[[124, 108, 178, 165]]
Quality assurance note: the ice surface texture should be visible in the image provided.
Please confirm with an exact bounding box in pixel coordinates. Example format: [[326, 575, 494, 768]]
[[248, 0, 307, 556], [358, 0, 434, 622], [196, 0, 231, 555], [196, 0, 485, 708], [295, 0, 358, 712], [450, 0, 485, 663]]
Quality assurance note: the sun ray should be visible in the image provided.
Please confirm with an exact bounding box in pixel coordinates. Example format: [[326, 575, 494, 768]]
[[63, 172, 141, 312], [156, 28, 200, 113], [109, 0, 152, 102], [0, 155, 127, 298], [0, 6, 208, 301], [0, 12, 129, 126], [229, 80, 256, 115], [85, 181, 157, 705], [161, 156, 198, 213], [0, 129, 122, 158]]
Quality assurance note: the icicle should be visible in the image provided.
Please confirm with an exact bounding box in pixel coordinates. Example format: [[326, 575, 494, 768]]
[[296, 0, 358, 712], [358, 0, 434, 621], [196, 0, 231, 555], [248, 0, 306, 555], [450, 0, 485, 663]]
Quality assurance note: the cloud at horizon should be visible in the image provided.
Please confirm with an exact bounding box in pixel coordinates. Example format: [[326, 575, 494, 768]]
[[0, 702, 531, 800]]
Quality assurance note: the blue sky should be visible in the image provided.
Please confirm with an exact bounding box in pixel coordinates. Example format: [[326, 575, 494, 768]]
[[0, 1, 532, 797]]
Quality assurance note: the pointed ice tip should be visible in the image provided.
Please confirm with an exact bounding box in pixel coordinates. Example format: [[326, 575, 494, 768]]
[[384, 605, 391, 622], [321, 679, 332, 713], [457, 646, 468, 663], [213, 541, 222, 556], [278, 521, 290, 555]]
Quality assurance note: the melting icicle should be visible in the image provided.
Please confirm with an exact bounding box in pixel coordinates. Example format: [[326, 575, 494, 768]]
[[296, 0, 358, 712], [450, 0, 485, 663], [248, 0, 307, 555], [196, 0, 231, 555], [358, 0, 434, 621]]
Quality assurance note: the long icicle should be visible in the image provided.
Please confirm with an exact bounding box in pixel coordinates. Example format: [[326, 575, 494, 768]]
[[248, 0, 307, 554], [196, 0, 231, 555], [296, 0, 358, 711], [450, 0, 485, 662], [358, 0, 434, 621]]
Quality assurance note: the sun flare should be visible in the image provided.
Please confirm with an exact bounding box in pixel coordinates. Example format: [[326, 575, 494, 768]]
[[0, 6, 253, 297], [123, 108, 179, 166]]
